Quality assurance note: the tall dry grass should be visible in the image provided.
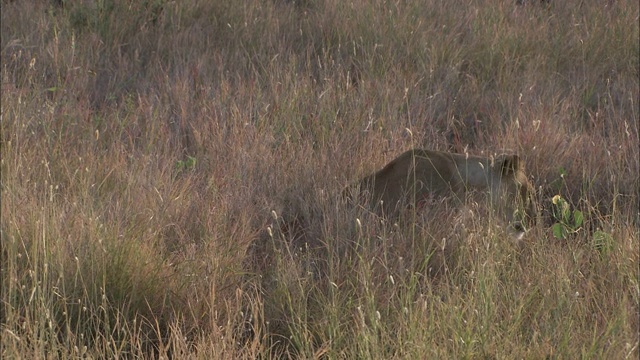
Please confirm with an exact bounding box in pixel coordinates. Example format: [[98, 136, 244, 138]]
[[2, 0, 638, 358]]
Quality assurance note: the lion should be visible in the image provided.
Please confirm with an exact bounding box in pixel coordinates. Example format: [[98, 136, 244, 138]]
[[345, 149, 536, 236]]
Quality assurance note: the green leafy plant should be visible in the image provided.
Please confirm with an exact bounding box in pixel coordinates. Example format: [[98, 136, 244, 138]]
[[591, 230, 614, 256], [175, 156, 197, 172], [551, 195, 583, 239]]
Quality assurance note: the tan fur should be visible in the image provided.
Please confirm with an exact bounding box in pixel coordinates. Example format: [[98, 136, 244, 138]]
[[345, 149, 536, 231]]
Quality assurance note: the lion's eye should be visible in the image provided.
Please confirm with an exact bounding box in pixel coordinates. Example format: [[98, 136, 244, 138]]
[[512, 222, 525, 233]]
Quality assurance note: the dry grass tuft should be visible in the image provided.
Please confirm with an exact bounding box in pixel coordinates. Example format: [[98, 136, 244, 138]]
[[2, 0, 638, 358]]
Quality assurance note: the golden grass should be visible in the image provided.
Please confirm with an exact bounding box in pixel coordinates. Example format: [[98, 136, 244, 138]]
[[2, 0, 638, 358]]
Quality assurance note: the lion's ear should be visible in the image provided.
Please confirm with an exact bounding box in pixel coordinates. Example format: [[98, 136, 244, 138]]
[[497, 154, 521, 176]]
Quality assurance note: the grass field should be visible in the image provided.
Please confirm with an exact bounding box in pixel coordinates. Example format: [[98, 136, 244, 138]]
[[2, 0, 638, 358]]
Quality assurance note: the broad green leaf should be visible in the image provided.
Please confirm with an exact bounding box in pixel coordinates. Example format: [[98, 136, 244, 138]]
[[552, 223, 565, 239], [573, 210, 584, 227]]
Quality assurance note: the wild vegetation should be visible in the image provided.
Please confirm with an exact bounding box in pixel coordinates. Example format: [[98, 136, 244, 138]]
[[2, 0, 638, 358]]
